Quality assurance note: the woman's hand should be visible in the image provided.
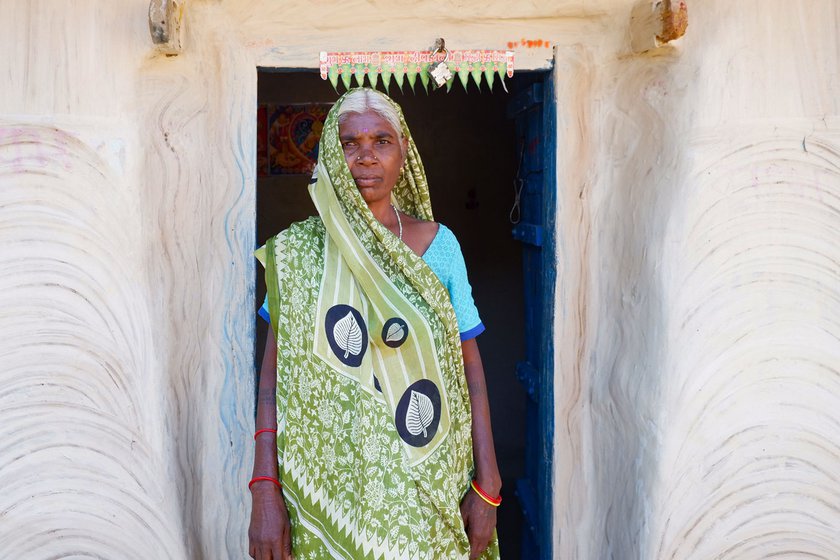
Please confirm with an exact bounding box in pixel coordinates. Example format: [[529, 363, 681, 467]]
[[249, 485, 293, 560], [460, 488, 497, 559]]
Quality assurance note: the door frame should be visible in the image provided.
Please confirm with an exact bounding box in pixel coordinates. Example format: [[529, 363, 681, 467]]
[[508, 69, 557, 560], [538, 68, 557, 560], [250, 67, 558, 559]]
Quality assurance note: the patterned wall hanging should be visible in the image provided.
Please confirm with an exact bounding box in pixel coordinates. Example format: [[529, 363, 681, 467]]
[[319, 47, 515, 93], [257, 103, 332, 176]]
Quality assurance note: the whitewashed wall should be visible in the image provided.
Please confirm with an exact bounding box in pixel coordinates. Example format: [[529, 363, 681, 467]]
[[0, 1, 256, 557], [2, 0, 838, 558], [552, 1, 840, 558]]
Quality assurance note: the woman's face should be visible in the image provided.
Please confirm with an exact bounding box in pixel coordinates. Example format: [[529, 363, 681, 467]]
[[339, 110, 408, 207]]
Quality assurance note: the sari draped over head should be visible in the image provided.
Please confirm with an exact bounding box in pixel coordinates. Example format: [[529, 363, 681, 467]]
[[255, 88, 499, 559]]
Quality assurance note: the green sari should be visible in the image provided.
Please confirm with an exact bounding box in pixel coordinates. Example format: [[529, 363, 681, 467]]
[[256, 89, 500, 560]]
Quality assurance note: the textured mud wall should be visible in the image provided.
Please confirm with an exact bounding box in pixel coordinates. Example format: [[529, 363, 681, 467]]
[[0, 1, 256, 557], [552, 1, 840, 558], [229, 0, 609, 70], [1, 2, 185, 557]]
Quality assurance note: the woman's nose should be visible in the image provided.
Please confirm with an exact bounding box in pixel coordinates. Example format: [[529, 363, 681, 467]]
[[356, 144, 377, 163]]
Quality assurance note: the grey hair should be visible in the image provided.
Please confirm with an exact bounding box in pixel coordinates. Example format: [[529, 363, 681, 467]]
[[337, 89, 404, 141]]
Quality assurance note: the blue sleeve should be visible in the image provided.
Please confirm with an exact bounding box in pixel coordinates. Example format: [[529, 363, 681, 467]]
[[424, 225, 484, 341], [448, 246, 485, 340], [258, 296, 270, 323]]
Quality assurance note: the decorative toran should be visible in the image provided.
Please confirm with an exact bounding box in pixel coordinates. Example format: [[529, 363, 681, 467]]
[[319, 49, 515, 93]]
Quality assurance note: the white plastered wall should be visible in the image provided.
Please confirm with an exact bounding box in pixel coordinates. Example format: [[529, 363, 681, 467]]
[[0, 1, 258, 557], [2, 0, 839, 558], [552, 1, 840, 558]]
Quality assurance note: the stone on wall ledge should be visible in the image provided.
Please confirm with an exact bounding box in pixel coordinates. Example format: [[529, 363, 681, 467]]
[[630, 0, 688, 54], [149, 0, 185, 55]]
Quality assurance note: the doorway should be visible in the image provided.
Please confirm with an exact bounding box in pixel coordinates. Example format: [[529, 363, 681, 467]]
[[254, 70, 550, 559]]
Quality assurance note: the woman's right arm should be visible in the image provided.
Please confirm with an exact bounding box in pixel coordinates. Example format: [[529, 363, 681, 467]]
[[248, 327, 293, 560]]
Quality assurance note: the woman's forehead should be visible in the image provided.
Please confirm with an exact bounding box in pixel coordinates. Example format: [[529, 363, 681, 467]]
[[339, 110, 399, 137]]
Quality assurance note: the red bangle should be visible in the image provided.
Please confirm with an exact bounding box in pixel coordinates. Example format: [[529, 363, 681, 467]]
[[254, 428, 277, 440], [470, 480, 502, 507], [249, 476, 282, 491]]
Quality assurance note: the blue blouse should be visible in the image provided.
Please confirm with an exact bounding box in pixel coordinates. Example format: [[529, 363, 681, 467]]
[[259, 224, 484, 341]]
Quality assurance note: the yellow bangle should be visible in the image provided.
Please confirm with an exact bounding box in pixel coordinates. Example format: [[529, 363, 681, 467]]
[[470, 480, 502, 507]]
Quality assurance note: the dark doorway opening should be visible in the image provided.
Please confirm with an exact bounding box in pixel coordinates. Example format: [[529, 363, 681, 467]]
[[254, 70, 544, 559]]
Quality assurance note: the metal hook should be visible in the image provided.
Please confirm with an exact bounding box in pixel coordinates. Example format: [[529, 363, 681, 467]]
[[432, 38, 450, 62]]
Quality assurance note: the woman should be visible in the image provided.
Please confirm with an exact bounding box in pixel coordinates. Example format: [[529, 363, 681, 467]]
[[250, 88, 501, 560]]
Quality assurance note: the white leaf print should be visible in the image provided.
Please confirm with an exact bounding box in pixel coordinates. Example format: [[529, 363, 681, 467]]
[[333, 311, 363, 358], [385, 322, 405, 343], [405, 390, 434, 438]]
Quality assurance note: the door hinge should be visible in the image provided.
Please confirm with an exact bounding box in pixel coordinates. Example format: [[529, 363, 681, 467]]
[[512, 223, 543, 247]]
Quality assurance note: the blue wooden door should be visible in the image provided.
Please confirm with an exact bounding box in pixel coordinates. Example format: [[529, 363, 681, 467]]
[[507, 75, 555, 560]]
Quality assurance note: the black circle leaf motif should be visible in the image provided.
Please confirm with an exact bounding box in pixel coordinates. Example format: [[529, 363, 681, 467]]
[[395, 379, 441, 447], [382, 317, 409, 348], [325, 304, 368, 367]]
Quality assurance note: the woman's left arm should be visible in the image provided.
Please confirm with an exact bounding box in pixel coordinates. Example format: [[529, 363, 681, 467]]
[[460, 337, 500, 559]]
